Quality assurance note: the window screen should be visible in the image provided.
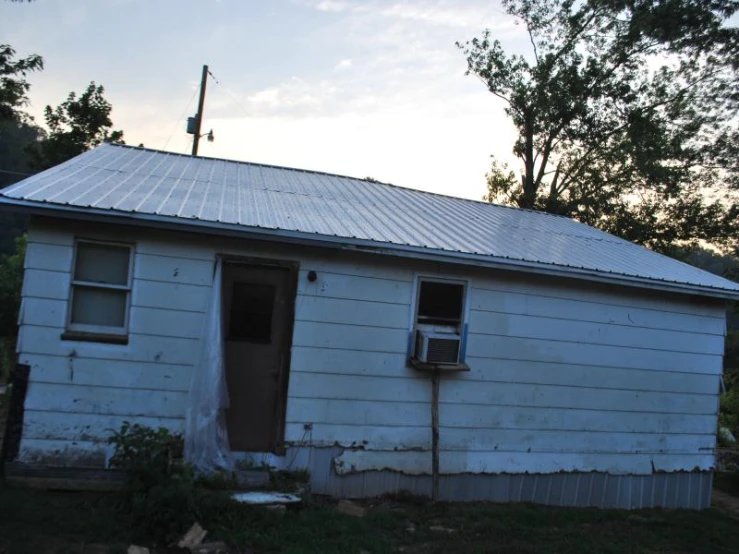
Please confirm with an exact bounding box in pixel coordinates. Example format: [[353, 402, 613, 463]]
[[70, 287, 128, 327], [74, 243, 130, 285], [228, 282, 276, 342], [417, 280, 464, 326], [68, 241, 132, 333]]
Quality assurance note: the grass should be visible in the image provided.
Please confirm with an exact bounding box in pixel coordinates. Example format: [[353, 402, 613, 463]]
[[715, 471, 739, 496], [0, 487, 129, 554], [2, 486, 739, 554]]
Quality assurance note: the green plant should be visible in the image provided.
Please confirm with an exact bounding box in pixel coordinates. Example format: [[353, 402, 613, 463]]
[[107, 422, 199, 544], [106, 422, 255, 545], [269, 469, 310, 493], [719, 368, 739, 446], [0, 234, 26, 382], [107, 421, 186, 490], [196, 470, 238, 491]]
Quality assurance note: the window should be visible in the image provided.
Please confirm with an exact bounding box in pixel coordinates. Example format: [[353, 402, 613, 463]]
[[409, 278, 469, 368], [228, 282, 276, 342], [65, 240, 133, 340]]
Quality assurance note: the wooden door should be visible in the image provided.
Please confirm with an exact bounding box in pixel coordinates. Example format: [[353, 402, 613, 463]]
[[223, 263, 293, 452]]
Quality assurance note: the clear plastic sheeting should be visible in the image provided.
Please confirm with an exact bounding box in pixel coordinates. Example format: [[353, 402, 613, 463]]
[[184, 258, 234, 474]]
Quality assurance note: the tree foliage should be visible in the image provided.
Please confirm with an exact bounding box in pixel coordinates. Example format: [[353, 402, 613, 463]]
[[0, 233, 24, 379], [0, 234, 26, 337], [0, 45, 43, 259], [0, 45, 126, 381], [0, 44, 44, 189], [28, 82, 124, 170], [459, 0, 739, 252], [0, 44, 42, 123]]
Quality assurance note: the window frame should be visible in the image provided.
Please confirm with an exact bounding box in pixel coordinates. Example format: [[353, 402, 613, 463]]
[[64, 238, 135, 341], [407, 275, 471, 369]]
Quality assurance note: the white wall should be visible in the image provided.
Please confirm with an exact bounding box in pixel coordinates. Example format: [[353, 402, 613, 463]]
[[17, 217, 726, 475]]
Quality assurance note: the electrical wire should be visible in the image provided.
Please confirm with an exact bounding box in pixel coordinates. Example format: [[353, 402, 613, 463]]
[[162, 86, 199, 152], [207, 69, 252, 119], [0, 169, 34, 176], [285, 426, 312, 470]]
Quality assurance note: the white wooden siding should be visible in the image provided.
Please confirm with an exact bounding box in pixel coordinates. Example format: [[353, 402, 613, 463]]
[[17, 217, 726, 476]]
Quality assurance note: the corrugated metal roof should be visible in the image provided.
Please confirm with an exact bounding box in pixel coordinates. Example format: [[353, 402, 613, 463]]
[[2, 143, 738, 298]]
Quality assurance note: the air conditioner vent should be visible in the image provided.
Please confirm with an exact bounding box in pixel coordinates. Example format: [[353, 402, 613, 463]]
[[416, 331, 461, 364]]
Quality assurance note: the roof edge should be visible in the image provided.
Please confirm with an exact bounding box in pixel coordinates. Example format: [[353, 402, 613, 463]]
[[3, 197, 738, 301]]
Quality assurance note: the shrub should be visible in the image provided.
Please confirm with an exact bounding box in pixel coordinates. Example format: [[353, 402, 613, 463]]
[[720, 368, 739, 447], [108, 422, 201, 544], [107, 422, 257, 546], [108, 421, 186, 491]]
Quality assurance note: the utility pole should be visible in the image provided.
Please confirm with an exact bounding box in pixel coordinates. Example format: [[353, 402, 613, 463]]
[[191, 64, 209, 157]]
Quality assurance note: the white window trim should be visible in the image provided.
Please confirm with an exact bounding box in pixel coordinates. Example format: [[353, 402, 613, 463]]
[[407, 274, 471, 366], [66, 238, 135, 338]]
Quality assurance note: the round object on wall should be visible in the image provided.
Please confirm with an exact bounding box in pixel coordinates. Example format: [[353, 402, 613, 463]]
[[307, 270, 318, 282]]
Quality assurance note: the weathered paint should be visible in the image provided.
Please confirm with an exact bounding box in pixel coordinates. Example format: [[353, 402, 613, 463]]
[[15, 217, 726, 496], [331, 449, 713, 475]]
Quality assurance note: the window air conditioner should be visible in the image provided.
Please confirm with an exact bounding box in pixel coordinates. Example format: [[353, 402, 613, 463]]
[[415, 330, 461, 364]]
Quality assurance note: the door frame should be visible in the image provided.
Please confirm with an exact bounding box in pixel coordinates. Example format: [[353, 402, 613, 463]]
[[221, 254, 299, 454]]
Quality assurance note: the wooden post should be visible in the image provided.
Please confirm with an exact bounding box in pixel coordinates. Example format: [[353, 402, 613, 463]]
[[431, 370, 440, 501], [191, 64, 209, 157]]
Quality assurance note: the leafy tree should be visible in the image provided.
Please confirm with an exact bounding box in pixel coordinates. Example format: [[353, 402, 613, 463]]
[[0, 234, 26, 380], [459, 0, 739, 252], [28, 81, 124, 170], [0, 45, 43, 258], [0, 234, 25, 336], [0, 44, 42, 122], [666, 245, 739, 443], [0, 44, 43, 188]]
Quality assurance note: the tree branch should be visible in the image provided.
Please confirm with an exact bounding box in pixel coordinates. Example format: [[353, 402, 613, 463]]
[[527, 22, 540, 64]]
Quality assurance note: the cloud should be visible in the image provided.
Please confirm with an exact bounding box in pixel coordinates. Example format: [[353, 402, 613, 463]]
[[201, 1, 525, 127], [379, 3, 493, 27], [313, 0, 352, 12], [201, 77, 344, 120], [300, 0, 517, 30]]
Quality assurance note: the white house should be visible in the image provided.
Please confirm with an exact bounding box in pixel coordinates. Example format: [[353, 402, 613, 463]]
[[1, 143, 738, 508]]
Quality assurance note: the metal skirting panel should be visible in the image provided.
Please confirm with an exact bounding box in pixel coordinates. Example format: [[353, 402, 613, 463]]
[[4, 447, 713, 509], [299, 447, 713, 510], [3, 461, 126, 491]]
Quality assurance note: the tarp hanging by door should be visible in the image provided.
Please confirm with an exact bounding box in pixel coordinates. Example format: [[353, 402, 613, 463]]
[[184, 258, 234, 474]]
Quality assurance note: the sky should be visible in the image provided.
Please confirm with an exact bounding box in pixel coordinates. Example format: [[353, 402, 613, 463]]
[[2, 0, 528, 200]]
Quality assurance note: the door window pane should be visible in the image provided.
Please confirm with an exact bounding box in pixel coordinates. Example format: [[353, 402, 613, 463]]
[[74, 243, 130, 285], [229, 282, 275, 342], [71, 287, 127, 327]]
